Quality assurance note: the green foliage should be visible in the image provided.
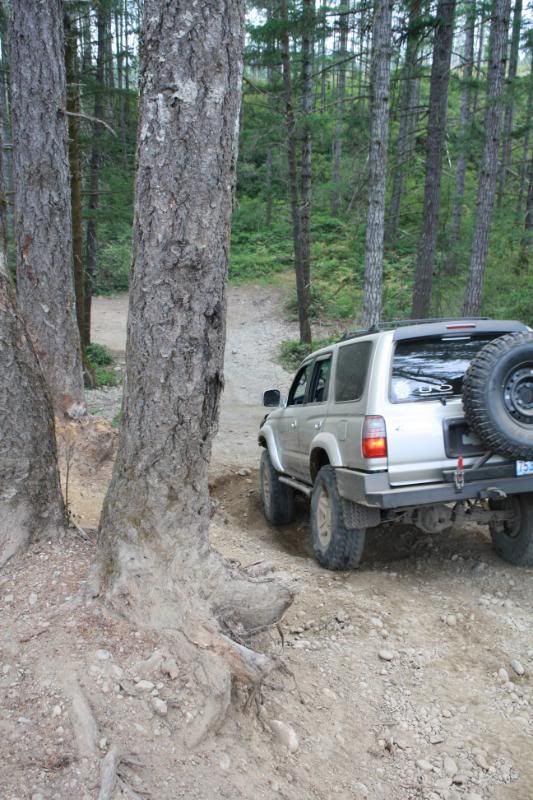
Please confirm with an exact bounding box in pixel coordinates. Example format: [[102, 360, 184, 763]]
[[85, 342, 113, 366], [278, 337, 336, 371], [85, 342, 119, 387]]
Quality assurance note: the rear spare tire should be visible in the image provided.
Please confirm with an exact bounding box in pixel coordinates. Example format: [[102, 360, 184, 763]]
[[463, 331, 533, 459]]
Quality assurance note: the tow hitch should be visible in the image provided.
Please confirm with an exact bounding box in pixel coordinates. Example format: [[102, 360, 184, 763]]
[[454, 455, 465, 492]]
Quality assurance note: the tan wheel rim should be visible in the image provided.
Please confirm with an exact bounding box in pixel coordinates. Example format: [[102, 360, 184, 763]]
[[316, 485, 332, 550]]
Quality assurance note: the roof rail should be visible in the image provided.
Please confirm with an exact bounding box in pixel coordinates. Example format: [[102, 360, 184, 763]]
[[338, 317, 490, 342]]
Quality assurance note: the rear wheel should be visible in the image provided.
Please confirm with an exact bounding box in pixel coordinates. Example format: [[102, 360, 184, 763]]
[[259, 449, 295, 525], [310, 466, 366, 570], [489, 493, 533, 566]]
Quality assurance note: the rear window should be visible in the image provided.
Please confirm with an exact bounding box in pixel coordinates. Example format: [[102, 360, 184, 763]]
[[390, 335, 497, 403], [335, 341, 372, 402]]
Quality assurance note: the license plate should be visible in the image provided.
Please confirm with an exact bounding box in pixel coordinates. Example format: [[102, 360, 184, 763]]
[[516, 460, 533, 476]]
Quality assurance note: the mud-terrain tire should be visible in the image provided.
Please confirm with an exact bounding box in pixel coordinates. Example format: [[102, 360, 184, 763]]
[[463, 331, 533, 459], [489, 493, 533, 566], [259, 449, 295, 525], [310, 466, 366, 570]]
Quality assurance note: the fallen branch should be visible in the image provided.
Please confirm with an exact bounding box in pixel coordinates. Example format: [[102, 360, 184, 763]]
[[60, 108, 117, 136]]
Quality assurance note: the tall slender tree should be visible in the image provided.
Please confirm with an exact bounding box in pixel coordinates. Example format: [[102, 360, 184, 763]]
[[10, 0, 85, 416], [280, 0, 312, 343], [446, 0, 476, 271], [496, 0, 522, 206], [362, 0, 393, 326], [331, 2, 350, 216], [85, 4, 107, 347], [464, 0, 512, 315], [386, 0, 422, 246], [411, 0, 456, 318], [298, 0, 314, 342]]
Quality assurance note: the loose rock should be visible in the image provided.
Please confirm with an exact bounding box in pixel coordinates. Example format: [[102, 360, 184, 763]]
[[269, 720, 299, 753], [511, 659, 525, 676], [378, 649, 395, 662], [151, 697, 168, 716]]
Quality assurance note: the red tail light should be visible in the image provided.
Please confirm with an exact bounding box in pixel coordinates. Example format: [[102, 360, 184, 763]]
[[362, 416, 387, 459]]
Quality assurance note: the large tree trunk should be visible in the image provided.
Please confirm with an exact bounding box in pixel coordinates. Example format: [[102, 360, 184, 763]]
[[445, 0, 476, 272], [10, 0, 85, 417], [386, 0, 422, 247], [411, 0, 456, 318], [464, 0, 511, 315], [280, 0, 312, 344], [98, 0, 292, 712], [496, 0, 522, 206], [0, 266, 65, 568], [361, 0, 393, 327]]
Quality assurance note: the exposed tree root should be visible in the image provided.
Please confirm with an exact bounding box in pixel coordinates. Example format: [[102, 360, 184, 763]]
[[97, 745, 120, 800]]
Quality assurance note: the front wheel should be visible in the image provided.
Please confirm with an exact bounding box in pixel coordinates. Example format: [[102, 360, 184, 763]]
[[489, 493, 533, 566], [310, 466, 366, 570], [259, 449, 295, 525]]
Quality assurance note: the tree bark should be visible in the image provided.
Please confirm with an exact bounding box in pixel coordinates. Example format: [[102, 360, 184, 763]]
[[496, 0, 522, 206], [98, 0, 292, 646], [10, 0, 85, 417], [0, 266, 65, 568], [386, 0, 422, 247], [445, 0, 476, 272], [361, 0, 393, 327], [280, 0, 312, 344], [464, 0, 511, 315], [411, 0, 456, 319]]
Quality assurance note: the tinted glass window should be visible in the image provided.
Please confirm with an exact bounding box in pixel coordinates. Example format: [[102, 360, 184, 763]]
[[390, 335, 497, 403], [310, 358, 332, 403], [335, 342, 372, 402], [288, 363, 312, 406]]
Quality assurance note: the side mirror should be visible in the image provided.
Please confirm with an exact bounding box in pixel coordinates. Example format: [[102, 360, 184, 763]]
[[262, 388, 281, 407]]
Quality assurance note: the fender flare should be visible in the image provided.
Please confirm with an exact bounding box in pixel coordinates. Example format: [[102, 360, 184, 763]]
[[258, 424, 284, 473]]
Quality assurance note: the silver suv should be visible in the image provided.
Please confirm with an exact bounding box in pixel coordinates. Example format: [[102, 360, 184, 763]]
[[259, 318, 533, 570]]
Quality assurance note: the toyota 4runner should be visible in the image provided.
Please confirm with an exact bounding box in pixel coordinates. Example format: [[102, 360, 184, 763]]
[[258, 318, 533, 570]]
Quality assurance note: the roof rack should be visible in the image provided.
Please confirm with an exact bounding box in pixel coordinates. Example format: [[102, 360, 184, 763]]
[[338, 317, 490, 342]]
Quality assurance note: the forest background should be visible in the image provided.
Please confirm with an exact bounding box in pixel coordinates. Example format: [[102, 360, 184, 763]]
[[1, 0, 533, 370]]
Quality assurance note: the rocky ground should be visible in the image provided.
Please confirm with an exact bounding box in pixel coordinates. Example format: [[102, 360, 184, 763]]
[[1, 285, 532, 800]]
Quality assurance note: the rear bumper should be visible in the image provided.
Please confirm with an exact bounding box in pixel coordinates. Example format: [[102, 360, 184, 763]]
[[335, 467, 533, 510]]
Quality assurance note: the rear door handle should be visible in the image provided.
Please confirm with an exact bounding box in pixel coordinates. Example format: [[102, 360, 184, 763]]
[[290, 421, 297, 428], [314, 421, 322, 430]]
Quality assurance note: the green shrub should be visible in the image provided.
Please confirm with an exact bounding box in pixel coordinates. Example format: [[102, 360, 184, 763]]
[[278, 337, 336, 371], [86, 343, 119, 387], [86, 342, 113, 366]]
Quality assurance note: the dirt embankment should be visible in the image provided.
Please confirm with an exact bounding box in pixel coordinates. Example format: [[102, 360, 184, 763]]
[[1, 285, 532, 800]]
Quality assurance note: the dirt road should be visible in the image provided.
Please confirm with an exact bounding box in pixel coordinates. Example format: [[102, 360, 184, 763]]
[[90, 284, 298, 470], [1, 285, 532, 800]]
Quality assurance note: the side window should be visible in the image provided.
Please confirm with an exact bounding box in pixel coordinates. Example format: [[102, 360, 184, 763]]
[[309, 357, 332, 403], [335, 341, 372, 403], [287, 363, 312, 406]]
